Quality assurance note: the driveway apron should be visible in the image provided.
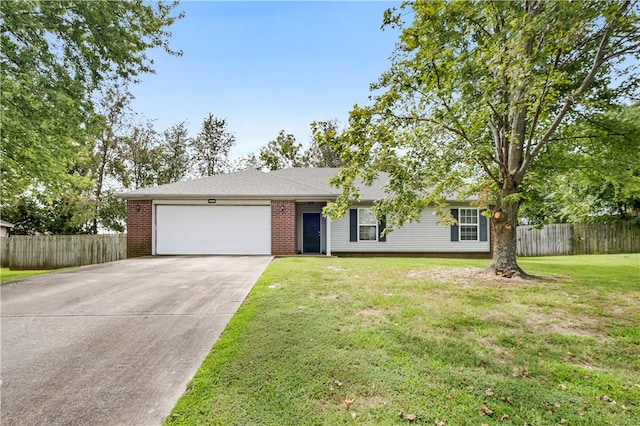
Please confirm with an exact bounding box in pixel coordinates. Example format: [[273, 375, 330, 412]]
[[1, 256, 272, 425]]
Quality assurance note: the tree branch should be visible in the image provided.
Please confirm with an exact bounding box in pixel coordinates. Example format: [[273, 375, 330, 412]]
[[526, 49, 560, 158], [478, 156, 501, 185], [515, 0, 632, 183], [430, 60, 472, 142]]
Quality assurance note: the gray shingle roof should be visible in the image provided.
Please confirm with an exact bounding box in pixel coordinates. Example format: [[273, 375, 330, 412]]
[[269, 168, 389, 200], [117, 168, 389, 200], [116, 168, 478, 202]]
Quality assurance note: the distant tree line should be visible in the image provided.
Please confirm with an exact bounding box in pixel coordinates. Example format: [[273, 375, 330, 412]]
[[1, 84, 345, 235], [1, 0, 637, 239]]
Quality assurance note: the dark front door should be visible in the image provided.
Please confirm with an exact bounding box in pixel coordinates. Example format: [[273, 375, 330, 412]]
[[302, 213, 321, 253]]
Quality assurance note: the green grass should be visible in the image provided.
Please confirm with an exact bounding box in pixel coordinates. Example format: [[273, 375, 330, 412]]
[[0, 267, 66, 284], [166, 254, 640, 425]]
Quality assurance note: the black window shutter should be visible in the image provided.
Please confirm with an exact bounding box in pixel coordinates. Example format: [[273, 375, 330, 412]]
[[378, 218, 386, 242], [349, 209, 358, 242], [450, 208, 459, 242], [479, 211, 488, 242]]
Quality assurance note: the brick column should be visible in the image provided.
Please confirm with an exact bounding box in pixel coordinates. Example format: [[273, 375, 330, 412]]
[[271, 200, 296, 255], [126, 200, 152, 258]]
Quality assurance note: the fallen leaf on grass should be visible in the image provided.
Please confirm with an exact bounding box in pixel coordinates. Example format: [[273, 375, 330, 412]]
[[351, 412, 357, 420], [513, 367, 529, 378], [601, 395, 616, 404], [433, 417, 445, 426], [484, 388, 494, 397], [345, 399, 354, 410], [560, 419, 569, 424], [406, 413, 416, 421], [334, 380, 343, 387], [500, 396, 514, 404], [498, 414, 509, 421], [559, 384, 567, 390], [480, 403, 494, 416]]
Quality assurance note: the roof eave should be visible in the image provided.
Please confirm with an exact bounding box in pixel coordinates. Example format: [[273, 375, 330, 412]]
[[116, 193, 339, 200]]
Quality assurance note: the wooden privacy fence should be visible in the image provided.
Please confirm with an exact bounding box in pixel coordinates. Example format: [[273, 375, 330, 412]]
[[517, 222, 640, 257], [1, 234, 127, 270]]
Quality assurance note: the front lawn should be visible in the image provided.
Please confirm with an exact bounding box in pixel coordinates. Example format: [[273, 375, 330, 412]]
[[166, 254, 640, 425]]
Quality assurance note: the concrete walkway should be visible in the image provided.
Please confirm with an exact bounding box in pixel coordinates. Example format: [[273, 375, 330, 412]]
[[1, 256, 272, 426]]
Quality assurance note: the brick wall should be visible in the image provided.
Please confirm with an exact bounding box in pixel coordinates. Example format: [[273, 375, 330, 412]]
[[271, 200, 296, 255], [126, 200, 152, 258]]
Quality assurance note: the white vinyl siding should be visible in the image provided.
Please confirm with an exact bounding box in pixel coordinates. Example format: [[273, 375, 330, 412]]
[[331, 205, 489, 253], [155, 204, 271, 255]]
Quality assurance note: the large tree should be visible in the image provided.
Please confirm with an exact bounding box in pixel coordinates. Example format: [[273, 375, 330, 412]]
[[157, 122, 191, 184], [90, 88, 132, 234], [120, 121, 161, 191], [192, 114, 236, 176], [0, 0, 182, 204], [319, 0, 640, 277]]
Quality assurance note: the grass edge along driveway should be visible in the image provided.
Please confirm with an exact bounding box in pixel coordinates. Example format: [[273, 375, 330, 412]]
[[166, 255, 640, 425], [0, 267, 70, 284]]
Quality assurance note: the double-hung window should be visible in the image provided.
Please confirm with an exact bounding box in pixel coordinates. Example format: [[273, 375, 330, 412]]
[[459, 208, 479, 241], [358, 208, 378, 241]]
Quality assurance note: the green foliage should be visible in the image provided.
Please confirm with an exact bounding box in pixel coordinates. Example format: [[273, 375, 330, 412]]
[[157, 122, 191, 185], [89, 88, 134, 233], [2, 193, 93, 235], [308, 120, 344, 168], [121, 121, 163, 190], [0, 0, 183, 203], [191, 114, 236, 176], [259, 130, 310, 171], [318, 0, 640, 272], [233, 153, 262, 171], [521, 103, 640, 224]]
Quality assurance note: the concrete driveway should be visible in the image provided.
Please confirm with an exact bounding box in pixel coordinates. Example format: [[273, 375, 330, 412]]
[[1, 256, 272, 426]]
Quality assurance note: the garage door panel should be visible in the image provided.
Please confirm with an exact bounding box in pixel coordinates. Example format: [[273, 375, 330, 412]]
[[155, 205, 271, 255]]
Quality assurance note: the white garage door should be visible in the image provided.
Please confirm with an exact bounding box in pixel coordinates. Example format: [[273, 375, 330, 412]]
[[155, 205, 271, 255]]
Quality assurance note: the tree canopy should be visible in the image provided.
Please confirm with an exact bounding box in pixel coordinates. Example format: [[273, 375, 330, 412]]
[[192, 114, 236, 176], [521, 102, 640, 224], [259, 130, 309, 171], [317, 0, 640, 276], [0, 0, 183, 204]]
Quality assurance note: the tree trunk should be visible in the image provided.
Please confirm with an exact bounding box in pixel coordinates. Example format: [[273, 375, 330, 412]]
[[488, 184, 525, 277]]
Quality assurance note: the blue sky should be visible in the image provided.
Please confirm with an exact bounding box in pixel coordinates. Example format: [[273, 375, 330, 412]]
[[129, 1, 401, 158]]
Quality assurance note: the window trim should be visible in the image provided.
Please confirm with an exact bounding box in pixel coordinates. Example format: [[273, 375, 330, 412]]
[[458, 208, 479, 241], [357, 208, 379, 242]]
